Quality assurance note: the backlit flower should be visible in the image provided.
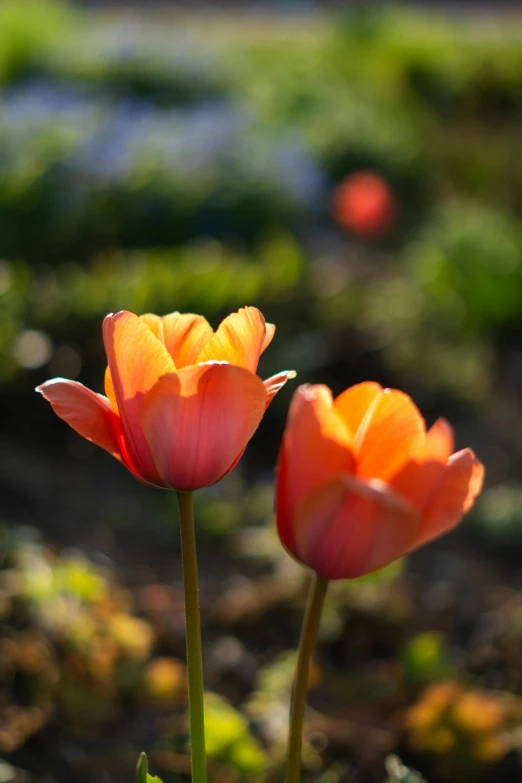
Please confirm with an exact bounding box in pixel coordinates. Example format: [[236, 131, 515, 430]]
[[276, 382, 484, 580], [38, 307, 294, 491]]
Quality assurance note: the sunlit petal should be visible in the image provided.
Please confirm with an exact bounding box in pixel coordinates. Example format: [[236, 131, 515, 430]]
[[103, 311, 175, 482], [262, 322, 276, 353], [389, 418, 454, 510], [354, 388, 426, 480], [161, 312, 213, 368], [411, 448, 485, 550], [140, 362, 267, 491], [263, 369, 296, 408], [196, 306, 267, 372], [276, 385, 355, 552], [37, 379, 121, 459], [334, 381, 383, 437]]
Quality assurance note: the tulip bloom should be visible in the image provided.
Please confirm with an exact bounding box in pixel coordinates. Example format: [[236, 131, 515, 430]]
[[276, 382, 484, 580], [38, 307, 294, 492], [332, 171, 396, 236]]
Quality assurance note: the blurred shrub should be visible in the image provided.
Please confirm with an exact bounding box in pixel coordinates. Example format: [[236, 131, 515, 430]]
[[39, 33, 231, 107], [0, 0, 74, 86], [0, 235, 303, 385], [1, 0, 522, 415], [401, 633, 452, 690], [404, 682, 521, 781], [0, 527, 186, 747], [0, 82, 323, 258], [472, 483, 522, 553], [406, 201, 522, 332], [246, 651, 321, 771]]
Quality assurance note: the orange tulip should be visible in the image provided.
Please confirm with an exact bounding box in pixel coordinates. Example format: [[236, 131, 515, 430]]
[[37, 307, 295, 491], [276, 382, 484, 580]]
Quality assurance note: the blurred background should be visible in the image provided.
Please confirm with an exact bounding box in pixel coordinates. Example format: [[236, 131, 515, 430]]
[[2, 1, 522, 782]]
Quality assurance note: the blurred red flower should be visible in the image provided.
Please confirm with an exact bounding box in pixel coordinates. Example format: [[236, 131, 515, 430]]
[[332, 171, 396, 236]]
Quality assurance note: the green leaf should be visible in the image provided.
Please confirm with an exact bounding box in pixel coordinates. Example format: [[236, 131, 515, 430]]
[[136, 753, 148, 783], [135, 754, 164, 783]]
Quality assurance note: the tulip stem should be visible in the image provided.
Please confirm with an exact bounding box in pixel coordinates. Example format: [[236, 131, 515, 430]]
[[286, 574, 329, 783], [176, 490, 207, 783]]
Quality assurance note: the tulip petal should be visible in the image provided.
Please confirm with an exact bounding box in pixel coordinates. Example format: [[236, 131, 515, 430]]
[[354, 388, 426, 481], [137, 312, 213, 368], [196, 307, 267, 373], [161, 312, 213, 367], [140, 362, 267, 491], [425, 417, 454, 461], [389, 418, 454, 510], [293, 474, 419, 580], [334, 381, 383, 436], [104, 366, 118, 411], [103, 311, 175, 482], [37, 379, 121, 459], [262, 323, 276, 353], [276, 385, 355, 554], [263, 370, 296, 408], [410, 448, 485, 550], [139, 313, 163, 340]]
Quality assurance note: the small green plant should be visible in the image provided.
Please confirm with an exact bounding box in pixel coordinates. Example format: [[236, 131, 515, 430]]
[[136, 752, 164, 783]]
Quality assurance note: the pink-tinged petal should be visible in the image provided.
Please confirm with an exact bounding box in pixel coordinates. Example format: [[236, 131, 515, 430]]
[[262, 323, 276, 353], [293, 474, 419, 580], [263, 370, 296, 409], [140, 362, 267, 491], [161, 312, 213, 368], [276, 385, 355, 547], [334, 381, 383, 437], [196, 307, 267, 373], [103, 311, 175, 483], [354, 388, 426, 481], [36, 379, 121, 459], [410, 448, 485, 551], [389, 418, 454, 510]]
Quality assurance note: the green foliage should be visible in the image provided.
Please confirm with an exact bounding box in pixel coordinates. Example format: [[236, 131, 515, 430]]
[[0, 0, 74, 84], [401, 633, 452, 689], [136, 753, 148, 783], [0, 234, 303, 385], [385, 755, 426, 783], [1, 1, 522, 406], [472, 483, 522, 551], [0, 527, 185, 749], [0, 761, 16, 783], [406, 201, 522, 331], [204, 693, 266, 777]]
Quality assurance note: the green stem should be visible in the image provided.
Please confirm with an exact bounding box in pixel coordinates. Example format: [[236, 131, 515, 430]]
[[286, 574, 329, 783], [176, 491, 207, 783]]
